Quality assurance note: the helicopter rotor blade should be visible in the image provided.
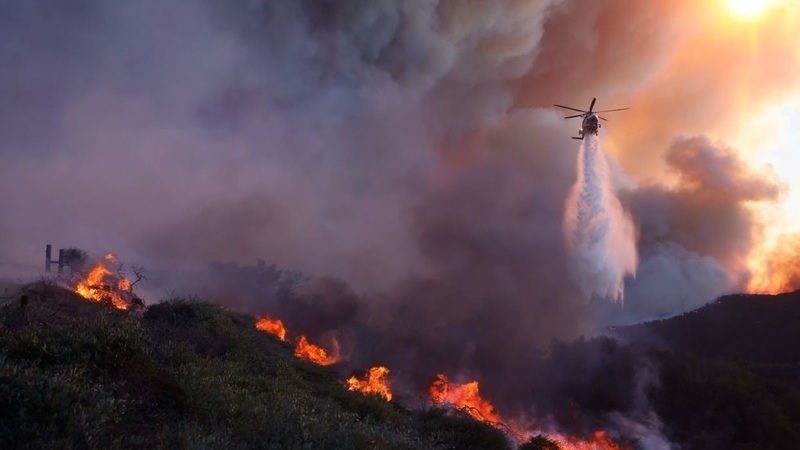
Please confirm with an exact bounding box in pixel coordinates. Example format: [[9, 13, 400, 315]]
[[554, 104, 588, 113], [564, 114, 583, 119], [594, 107, 629, 113], [598, 116, 608, 121], [589, 97, 596, 112]]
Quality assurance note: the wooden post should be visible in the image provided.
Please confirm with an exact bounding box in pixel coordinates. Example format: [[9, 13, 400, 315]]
[[45, 244, 52, 272]]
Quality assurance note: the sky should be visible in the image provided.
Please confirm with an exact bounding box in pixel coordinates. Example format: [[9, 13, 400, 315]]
[[1, 0, 799, 329]]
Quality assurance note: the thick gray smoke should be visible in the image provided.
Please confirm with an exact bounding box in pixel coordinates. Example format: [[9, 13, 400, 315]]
[[0, 0, 784, 329], [563, 134, 637, 302], [592, 135, 782, 325]]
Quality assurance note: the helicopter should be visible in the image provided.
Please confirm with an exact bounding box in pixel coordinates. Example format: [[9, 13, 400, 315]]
[[554, 97, 629, 140]]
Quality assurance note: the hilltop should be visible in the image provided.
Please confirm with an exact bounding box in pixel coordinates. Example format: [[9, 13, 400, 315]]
[[615, 290, 800, 381]]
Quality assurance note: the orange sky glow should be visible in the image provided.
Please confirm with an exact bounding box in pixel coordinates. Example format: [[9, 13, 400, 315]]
[[591, 0, 800, 293]]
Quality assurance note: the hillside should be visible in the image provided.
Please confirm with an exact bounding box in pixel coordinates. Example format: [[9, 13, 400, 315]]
[[608, 291, 800, 447], [0, 283, 510, 449], [3, 283, 800, 449], [615, 290, 800, 374]]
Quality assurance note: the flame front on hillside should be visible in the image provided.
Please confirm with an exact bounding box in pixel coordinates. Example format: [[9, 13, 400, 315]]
[[429, 373, 504, 425], [294, 335, 340, 366], [346, 366, 392, 401], [253, 314, 341, 365], [74, 253, 132, 310], [555, 430, 626, 450], [255, 315, 287, 341], [429, 373, 630, 449], [252, 315, 632, 447]]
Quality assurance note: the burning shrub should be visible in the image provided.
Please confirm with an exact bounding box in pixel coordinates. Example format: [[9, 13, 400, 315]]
[[429, 373, 504, 426], [255, 314, 287, 341], [71, 253, 145, 311], [294, 335, 340, 365], [346, 366, 393, 401], [252, 310, 341, 365]]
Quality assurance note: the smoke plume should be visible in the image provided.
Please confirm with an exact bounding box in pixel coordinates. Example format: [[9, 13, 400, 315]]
[[593, 135, 784, 325], [564, 135, 637, 302]]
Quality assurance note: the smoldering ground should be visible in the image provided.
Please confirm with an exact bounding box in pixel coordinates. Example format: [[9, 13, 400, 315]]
[[0, 0, 792, 444]]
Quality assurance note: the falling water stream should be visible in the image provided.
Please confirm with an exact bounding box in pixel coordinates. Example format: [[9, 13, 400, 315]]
[[563, 134, 638, 302]]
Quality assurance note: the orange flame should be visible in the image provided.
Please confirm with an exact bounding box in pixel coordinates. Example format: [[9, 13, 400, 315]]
[[74, 256, 131, 310], [747, 234, 800, 294], [557, 430, 627, 450], [428, 374, 627, 449], [253, 313, 341, 365], [429, 373, 504, 425], [294, 335, 340, 365], [255, 315, 287, 341], [346, 366, 393, 401]]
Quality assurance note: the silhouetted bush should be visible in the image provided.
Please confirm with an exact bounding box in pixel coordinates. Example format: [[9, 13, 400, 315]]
[[518, 435, 561, 450], [62, 247, 88, 273]]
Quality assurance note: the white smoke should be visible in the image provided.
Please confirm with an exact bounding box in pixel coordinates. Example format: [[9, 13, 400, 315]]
[[564, 134, 638, 302]]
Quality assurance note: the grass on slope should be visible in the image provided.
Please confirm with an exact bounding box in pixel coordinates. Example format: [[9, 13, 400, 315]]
[[0, 286, 509, 449]]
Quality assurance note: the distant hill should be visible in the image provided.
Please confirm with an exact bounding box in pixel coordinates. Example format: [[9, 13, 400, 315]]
[[610, 291, 800, 448], [615, 290, 800, 368]]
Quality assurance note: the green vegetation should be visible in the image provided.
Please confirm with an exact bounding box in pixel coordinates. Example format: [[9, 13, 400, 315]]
[[0, 288, 511, 449], [4, 283, 800, 449], [652, 350, 800, 449]]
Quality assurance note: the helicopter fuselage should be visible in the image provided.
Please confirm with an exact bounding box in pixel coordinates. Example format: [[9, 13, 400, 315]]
[[580, 114, 600, 137]]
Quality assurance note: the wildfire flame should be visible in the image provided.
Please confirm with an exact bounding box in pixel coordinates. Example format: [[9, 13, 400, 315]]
[[255, 315, 287, 341], [747, 234, 800, 294], [253, 312, 341, 365], [294, 335, 340, 366], [556, 430, 627, 450], [346, 366, 392, 401], [429, 373, 504, 425], [429, 374, 627, 449], [252, 319, 628, 446], [74, 254, 131, 310]]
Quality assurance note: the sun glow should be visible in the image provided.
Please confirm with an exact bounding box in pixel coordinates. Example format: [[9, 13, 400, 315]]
[[725, 0, 774, 19], [735, 98, 800, 293]]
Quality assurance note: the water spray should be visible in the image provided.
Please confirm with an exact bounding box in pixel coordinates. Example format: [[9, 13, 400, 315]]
[[563, 134, 637, 302]]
